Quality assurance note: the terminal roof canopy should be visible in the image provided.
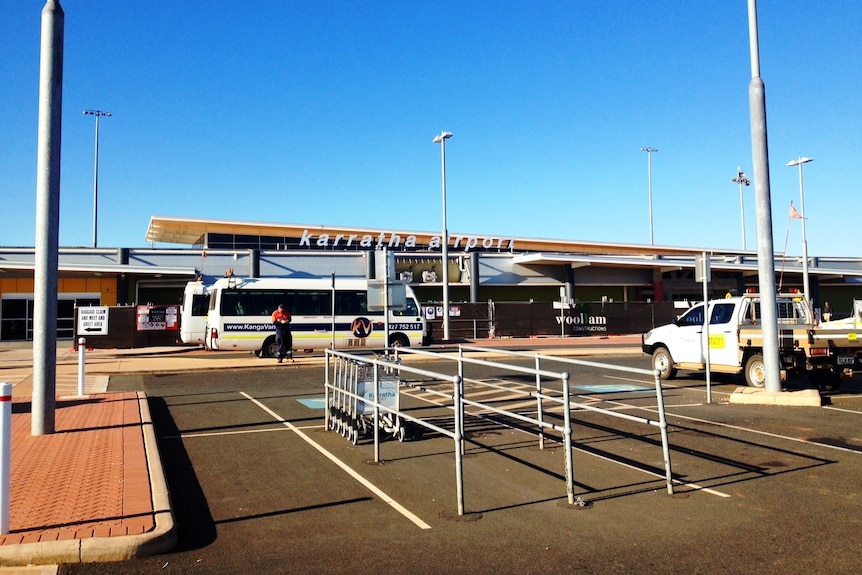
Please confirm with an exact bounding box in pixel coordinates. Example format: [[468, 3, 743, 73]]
[[143, 216, 862, 280], [145, 215, 710, 257]]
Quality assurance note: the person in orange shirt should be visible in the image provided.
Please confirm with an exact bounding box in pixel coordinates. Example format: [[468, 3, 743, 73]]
[[271, 304, 292, 362]]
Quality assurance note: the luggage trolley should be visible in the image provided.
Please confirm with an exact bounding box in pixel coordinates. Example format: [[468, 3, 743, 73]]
[[327, 355, 407, 445]]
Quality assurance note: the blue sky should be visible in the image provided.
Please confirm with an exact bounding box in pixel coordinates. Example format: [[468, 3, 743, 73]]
[[2, 1, 860, 256]]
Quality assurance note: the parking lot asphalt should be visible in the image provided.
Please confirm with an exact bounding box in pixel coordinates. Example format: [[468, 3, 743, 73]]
[[0, 335, 643, 569], [53, 351, 862, 575]]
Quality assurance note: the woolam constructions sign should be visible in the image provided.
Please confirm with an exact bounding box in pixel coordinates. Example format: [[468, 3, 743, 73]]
[[556, 310, 609, 334]]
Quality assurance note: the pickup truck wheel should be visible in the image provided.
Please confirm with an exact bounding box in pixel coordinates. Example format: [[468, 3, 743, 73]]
[[810, 369, 841, 392], [652, 347, 677, 380], [744, 354, 766, 388]]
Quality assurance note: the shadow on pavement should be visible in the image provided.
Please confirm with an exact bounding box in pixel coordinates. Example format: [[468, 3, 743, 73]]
[[148, 396, 218, 553]]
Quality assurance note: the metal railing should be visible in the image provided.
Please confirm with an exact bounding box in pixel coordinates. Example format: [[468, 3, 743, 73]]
[[324, 344, 674, 516], [457, 344, 674, 495]]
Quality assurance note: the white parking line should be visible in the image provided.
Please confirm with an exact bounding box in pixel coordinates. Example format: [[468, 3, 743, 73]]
[[240, 391, 432, 530], [571, 444, 731, 498], [823, 405, 862, 415], [600, 373, 734, 397], [590, 373, 862, 454], [604, 398, 862, 456]]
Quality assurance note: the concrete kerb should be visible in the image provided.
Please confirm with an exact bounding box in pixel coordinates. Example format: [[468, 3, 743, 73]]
[[728, 386, 823, 407], [0, 393, 176, 567]]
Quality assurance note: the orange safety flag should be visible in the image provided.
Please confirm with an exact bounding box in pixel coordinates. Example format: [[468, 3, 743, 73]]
[[789, 201, 803, 219]]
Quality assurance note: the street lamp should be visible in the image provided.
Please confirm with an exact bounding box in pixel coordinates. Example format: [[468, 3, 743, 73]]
[[731, 167, 751, 250], [640, 147, 658, 244], [433, 130, 453, 342], [787, 156, 813, 306], [83, 110, 111, 248]]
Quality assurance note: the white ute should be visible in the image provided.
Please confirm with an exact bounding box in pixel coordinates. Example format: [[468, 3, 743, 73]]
[[642, 294, 862, 390]]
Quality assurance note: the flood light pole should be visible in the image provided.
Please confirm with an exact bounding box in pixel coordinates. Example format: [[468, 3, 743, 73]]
[[84, 109, 110, 248], [731, 167, 751, 249], [640, 147, 658, 244], [787, 156, 813, 306], [433, 130, 453, 342]]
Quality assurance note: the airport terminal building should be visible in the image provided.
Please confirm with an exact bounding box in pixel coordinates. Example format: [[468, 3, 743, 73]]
[[1, 215, 861, 341]]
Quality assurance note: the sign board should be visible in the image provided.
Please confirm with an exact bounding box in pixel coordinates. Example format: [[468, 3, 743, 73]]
[[374, 249, 396, 281], [695, 254, 711, 283], [357, 374, 399, 416], [77, 306, 109, 336], [136, 305, 179, 331], [367, 281, 407, 311]]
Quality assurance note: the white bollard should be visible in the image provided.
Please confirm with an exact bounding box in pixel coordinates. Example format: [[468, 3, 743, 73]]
[[0, 381, 12, 534], [78, 337, 86, 396]]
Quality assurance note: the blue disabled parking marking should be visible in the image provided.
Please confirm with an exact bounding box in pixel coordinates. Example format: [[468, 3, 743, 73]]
[[297, 397, 327, 409], [572, 384, 651, 394]]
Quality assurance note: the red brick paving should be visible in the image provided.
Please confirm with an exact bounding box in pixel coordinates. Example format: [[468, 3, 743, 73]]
[[0, 393, 154, 545]]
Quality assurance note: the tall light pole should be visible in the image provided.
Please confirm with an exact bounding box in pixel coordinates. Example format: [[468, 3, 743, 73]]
[[84, 109, 110, 248], [731, 167, 751, 249], [787, 156, 813, 305], [33, 0, 65, 436], [433, 130, 453, 342], [747, 0, 781, 393], [640, 147, 658, 244]]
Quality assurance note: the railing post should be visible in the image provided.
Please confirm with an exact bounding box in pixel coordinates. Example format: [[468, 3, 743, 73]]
[[653, 369, 675, 494], [452, 374, 464, 516], [324, 351, 331, 430], [373, 362, 381, 463], [561, 372, 575, 505], [457, 346, 466, 455], [535, 354, 545, 449]]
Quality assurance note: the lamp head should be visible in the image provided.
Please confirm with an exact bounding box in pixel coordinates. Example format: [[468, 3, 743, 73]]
[[787, 157, 813, 167], [433, 131, 453, 143]]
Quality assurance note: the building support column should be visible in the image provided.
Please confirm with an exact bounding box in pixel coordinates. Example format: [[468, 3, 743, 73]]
[[564, 265, 575, 302], [469, 253, 480, 303], [249, 249, 260, 278]]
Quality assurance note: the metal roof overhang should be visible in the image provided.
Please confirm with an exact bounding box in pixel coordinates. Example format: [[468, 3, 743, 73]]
[[0, 262, 196, 277], [145, 215, 719, 256], [146, 216, 449, 247], [512, 252, 862, 280]]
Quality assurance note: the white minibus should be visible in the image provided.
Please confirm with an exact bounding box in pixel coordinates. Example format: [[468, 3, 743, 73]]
[[188, 276, 426, 357]]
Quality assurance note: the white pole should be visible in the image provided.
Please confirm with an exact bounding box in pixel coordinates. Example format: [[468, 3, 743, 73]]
[[701, 253, 712, 404], [78, 337, 86, 396], [441, 140, 449, 342], [33, 0, 65, 436], [788, 157, 813, 307], [384, 248, 391, 350], [433, 131, 453, 342], [747, 0, 782, 393], [84, 110, 111, 248], [92, 113, 100, 248], [330, 272, 336, 350], [648, 151, 653, 244], [732, 167, 750, 250], [739, 176, 746, 250], [641, 147, 658, 245], [0, 382, 12, 534]]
